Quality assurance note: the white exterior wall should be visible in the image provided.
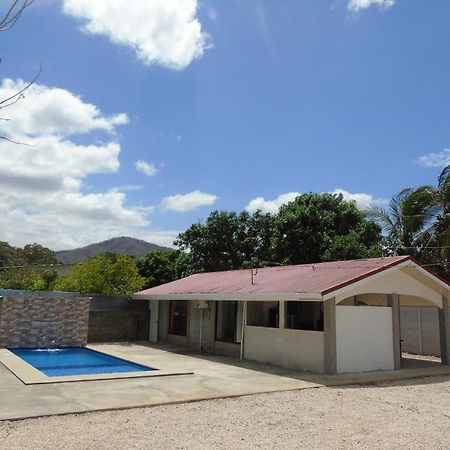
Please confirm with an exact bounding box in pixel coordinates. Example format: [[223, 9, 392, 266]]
[[336, 306, 394, 373], [244, 326, 324, 373]]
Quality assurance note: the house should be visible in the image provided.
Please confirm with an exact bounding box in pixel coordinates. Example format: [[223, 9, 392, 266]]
[[133, 256, 450, 374]]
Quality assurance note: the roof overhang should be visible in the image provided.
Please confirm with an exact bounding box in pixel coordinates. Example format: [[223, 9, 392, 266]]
[[133, 259, 450, 307], [133, 292, 323, 302]]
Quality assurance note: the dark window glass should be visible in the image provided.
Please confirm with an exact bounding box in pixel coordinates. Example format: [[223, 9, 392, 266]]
[[169, 300, 189, 336], [247, 301, 279, 328], [285, 301, 323, 331], [216, 301, 242, 343]]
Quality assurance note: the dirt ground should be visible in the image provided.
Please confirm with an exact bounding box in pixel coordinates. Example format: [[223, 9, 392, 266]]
[[1, 375, 450, 450]]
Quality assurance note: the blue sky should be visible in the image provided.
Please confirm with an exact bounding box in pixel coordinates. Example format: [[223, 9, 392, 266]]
[[0, 0, 449, 249]]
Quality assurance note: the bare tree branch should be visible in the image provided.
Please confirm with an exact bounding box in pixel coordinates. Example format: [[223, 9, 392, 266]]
[[0, 0, 34, 32], [0, 135, 34, 146], [0, 65, 42, 109], [0, 0, 37, 146]]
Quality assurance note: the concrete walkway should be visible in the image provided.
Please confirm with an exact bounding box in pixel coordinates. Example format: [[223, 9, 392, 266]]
[[1, 343, 450, 421]]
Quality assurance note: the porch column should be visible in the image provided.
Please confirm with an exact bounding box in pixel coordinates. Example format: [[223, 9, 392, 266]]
[[148, 300, 159, 343], [439, 295, 449, 365], [387, 293, 401, 369], [323, 298, 337, 374], [279, 301, 285, 329], [240, 301, 247, 361]]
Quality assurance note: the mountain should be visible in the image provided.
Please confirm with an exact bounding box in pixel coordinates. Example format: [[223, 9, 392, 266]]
[[55, 237, 172, 264]]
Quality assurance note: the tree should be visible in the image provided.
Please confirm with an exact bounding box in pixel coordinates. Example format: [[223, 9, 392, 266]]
[[0, 1, 33, 32], [175, 210, 276, 272], [0, 241, 18, 267], [0, 241, 56, 268], [0, 267, 57, 290], [175, 194, 382, 273], [273, 193, 382, 264], [54, 254, 145, 296], [368, 187, 437, 258], [412, 165, 450, 278], [137, 249, 192, 289], [0, 1, 40, 145], [17, 243, 58, 265]]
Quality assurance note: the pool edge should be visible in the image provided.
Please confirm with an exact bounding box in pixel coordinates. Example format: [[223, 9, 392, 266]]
[[0, 347, 193, 385]]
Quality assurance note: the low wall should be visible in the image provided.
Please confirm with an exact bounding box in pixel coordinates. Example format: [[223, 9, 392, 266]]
[[336, 306, 394, 373], [0, 292, 89, 348], [244, 326, 324, 373]]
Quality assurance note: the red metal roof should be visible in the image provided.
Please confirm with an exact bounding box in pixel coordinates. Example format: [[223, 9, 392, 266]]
[[136, 256, 411, 297]]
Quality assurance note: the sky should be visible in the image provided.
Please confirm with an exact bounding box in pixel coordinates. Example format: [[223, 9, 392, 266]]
[[0, 0, 449, 250]]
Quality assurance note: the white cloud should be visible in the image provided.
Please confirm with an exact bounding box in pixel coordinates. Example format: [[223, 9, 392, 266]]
[[162, 190, 218, 212], [0, 79, 157, 250], [0, 79, 128, 137], [135, 160, 158, 177], [245, 192, 300, 214], [138, 230, 180, 249], [62, 0, 210, 70], [331, 189, 387, 209], [245, 190, 386, 214], [348, 0, 395, 11], [415, 148, 450, 168]]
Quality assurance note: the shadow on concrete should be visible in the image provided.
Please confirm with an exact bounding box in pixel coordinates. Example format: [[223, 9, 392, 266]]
[[107, 341, 450, 389]]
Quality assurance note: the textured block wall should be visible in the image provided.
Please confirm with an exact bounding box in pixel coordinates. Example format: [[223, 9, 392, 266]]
[[0, 296, 90, 348], [401, 306, 443, 357], [88, 311, 149, 343]]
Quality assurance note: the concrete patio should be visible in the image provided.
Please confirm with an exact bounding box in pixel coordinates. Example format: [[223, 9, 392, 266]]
[[1, 342, 450, 421]]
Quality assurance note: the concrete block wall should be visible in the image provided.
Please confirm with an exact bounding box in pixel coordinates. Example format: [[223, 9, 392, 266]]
[[87, 295, 150, 343], [0, 295, 89, 348], [401, 307, 442, 357], [88, 311, 150, 343]]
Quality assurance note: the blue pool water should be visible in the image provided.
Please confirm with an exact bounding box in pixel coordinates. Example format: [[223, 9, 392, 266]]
[[9, 347, 155, 377]]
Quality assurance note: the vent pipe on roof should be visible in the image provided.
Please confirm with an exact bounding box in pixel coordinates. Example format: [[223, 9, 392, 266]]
[[250, 267, 258, 285]]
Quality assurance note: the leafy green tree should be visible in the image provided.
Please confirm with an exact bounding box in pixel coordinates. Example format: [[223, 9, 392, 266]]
[[0, 241, 57, 268], [17, 243, 58, 265], [175, 210, 276, 272], [40, 270, 58, 289], [273, 193, 382, 264], [175, 194, 382, 272], [239, 210, 275, 267], [137, 249, 192, 288], [0, 241, 18, 267], [0, 268, 57, 290], [176, 211, 244, 272], [54, 253, 144, 296]]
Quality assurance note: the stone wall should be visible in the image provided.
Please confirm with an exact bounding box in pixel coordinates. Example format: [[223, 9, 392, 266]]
[[0, 294, 89, 348]]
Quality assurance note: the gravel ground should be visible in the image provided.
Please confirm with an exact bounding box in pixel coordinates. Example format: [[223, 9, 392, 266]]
[[1, 375, 450, 450]]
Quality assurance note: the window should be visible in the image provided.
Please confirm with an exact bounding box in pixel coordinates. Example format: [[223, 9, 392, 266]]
[[285, 301, 323, 331], [169, 300, 189, 336], [215, 301, 243, 343], [247, 301, 279, 328]]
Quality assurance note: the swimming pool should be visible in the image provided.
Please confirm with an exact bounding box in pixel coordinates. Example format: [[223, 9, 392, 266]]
[[9, 347, 155, 377]]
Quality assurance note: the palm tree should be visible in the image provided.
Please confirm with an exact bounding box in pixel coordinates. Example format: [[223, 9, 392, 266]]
[[421, 165, 450, 275], [367, 186, 437, 258]]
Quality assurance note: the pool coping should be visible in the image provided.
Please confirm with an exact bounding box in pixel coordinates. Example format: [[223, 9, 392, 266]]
[[0, 346, 193, 385]]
